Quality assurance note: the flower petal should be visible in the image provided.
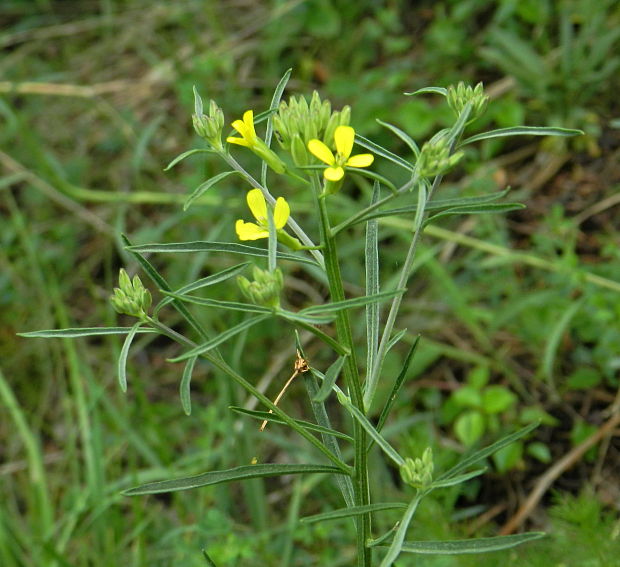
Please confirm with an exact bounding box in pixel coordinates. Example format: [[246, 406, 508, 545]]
[[236, 220, 268, 240], [273, 197, 290, 229], [243, 110, 256, 141], [231, 119, 249, 137], [334, 125, 354, 159], [324, 166, 344, 182], [226, 136, 250, 147], [345, 153, 374, 168], [246, 189, 267, 222], [308, 139, 335, 165]]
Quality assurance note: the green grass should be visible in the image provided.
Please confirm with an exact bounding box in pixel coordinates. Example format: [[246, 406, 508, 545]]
[[1, 1, 619, 565]]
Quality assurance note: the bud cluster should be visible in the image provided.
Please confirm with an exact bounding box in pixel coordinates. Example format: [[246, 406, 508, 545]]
[[417, 134, 464, 178], [110, 269, 152, 319], [192, 88, 225, 150], [446, 82, 488, 123], [400, 447, 434, 489], [237, 266, 283, 309], [274, 92, 351, 166]]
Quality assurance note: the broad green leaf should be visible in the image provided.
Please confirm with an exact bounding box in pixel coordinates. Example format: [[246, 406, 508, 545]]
[[184, 171, 237, 210], [19, 326, 156, 338], [481, 386, 517, 414], [301, 503, 407, 524], [163, 293, 272, 314], [155, 262, 251, 313], [454, 411, 485, 446], [126, 241, 319, 267], [437, 421, 538, 481], [460, 126, 583, 146], [385, 532, 545, 554], [299, 289, 405, 316], [123, 463, 346, 495], [164, 148, 214, 171], [229, 406, 352, 441], [313, 356, 346, 402], [376, 119, 420, 157], [180, 355, 198, 415], [404, 86, 448, 97], [118, 322, 141, 393], [354, 133, 415, 172], [169, 314, 270, 362]]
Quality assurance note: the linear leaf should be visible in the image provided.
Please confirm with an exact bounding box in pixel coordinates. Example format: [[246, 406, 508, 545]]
[[385, 532, 545, 555], [155, 262, 251, 312], [430, 468, 486, 488], [379, 492, 424, 566], [169, 314, 270, 362], [300, 289, 405, 316], [180, 355, 198, 415], [164, 148, 214, 171], [301, 503, 407, 524], [163, 293, 272, 314], [313, 355, 346, 402], [229, 407, 352, 441], [118, 322, 141, 393], [386, 329, 407, 353], [276, 309, 335, 325], [404, 86, 448, 97], [127, 241, 319, 267], [123, 463, 346, 495], [437, 422, 539, 481], [376, 119, 420, 157], [350, 167, 398, 193], [460, 126, 583, 146], [184, 171, 237, 210], [279, 315, 349, 356], [262, 68, 291, 186], [19, 326, 156, 338], [426, 202, 525, 224], [366, 183, 380, 383], [354, 134, 415, 172]]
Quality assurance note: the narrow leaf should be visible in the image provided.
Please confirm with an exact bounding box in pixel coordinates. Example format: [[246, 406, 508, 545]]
[[279, 315, 349, 356], [19, 327, 156, 338], [301, 503, 407, 524], [379, 492, 424, 566], [300, 289, 405, 316], [277, 309, 335, 325], [460, 126, 583, 146], [118, 322, 141, 393], [127, 241, 319, 267], [123, 463, 346, 495], [169, 314, 270, 362], [354, 134, 415, 172], [412, 183, 427, 232], [430, 468, 486, 488], [184, 171, 237, 210], [229, 407, 352, 441], [365, 182, 380, 383], [386, 329, 407, 353], [437, 422, 539, 481], [262, 68, 291, 186], [404, 87, 448, 97], [426, 202, 525, 224], [377, 119, 420, 157], [163, 293, 272, 314], [164, 148, 213, 171], [180, 355, 198, 415], [385, 532, 545, 555], [313, 356, 346, 402]]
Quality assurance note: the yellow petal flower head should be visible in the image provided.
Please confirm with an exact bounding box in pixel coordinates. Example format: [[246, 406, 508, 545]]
[[307, 125, 374, 182], [236, 189, 290, 241], [226, 110, 257, 147]]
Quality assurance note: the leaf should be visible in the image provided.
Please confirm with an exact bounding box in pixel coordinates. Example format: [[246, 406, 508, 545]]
[[354, 133, 415, 172], [365, 183, 380, 383], [184, 171, 237, 210], [404, 86, 448, 97], [262, 68, 291, 186], [386, 329, 407, 352], [229, 407, 352, 441], [426, 202, 525, 224], [437, 421, 539, 482], [481, 386, 517, 414], [299, 289, 405, 316], [386, 532, 545, 554], [376, 119, 420, 157], [313, 356, 346, 402], [169, 314, 270, 362], [123, 463, 346, 495], [276, 309, 335, 326], [278, 314, 349, 357], [454, 411, 485, 446], [460, 126, 583, 146], [19, 327, 157, 338], [349, 167, 398, 194], [163, 292, 272, 314], [155, 262, 251, 313], [164, 148, 214, 171], [180, 355, 198, 415], [412, 183, 427, 232], [301, 503, 407, 524], [429, 468, 486, 488], [126, 241, 319, 267], [118, 322, 141, 393], [378, 492, 424, 566]]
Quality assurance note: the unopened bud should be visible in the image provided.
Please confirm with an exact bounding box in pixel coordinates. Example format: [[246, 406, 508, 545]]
[[110, 269, 151, 319], [446, 82, 488, 123], [417, 136, 464, 178], [237, 266, 283, 309], [400, 448, 434, 489]]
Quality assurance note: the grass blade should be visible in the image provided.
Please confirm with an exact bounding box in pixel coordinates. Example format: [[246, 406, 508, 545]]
[[123, 463, 347, 495]]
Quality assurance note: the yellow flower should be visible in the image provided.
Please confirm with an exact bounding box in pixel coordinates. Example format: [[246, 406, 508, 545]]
[[307, 125, 374, 181], [236, 189, 290, 241], [226, 110, 257, 147]]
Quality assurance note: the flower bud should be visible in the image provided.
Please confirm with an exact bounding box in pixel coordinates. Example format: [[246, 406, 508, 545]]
[[192, 88, 224, 150], [110, 269, 151, 319], [237, 266, 284, 309], [400, 448, 434, 489], [446, 82, 488, 123], [417, 135, 464, 178]]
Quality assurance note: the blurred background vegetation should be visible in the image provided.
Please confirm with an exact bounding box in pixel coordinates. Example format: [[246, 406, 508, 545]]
[[1, 1, 619, 565]]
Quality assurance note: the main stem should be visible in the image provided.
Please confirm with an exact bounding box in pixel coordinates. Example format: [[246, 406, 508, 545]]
[[315, 180, 371, 567]]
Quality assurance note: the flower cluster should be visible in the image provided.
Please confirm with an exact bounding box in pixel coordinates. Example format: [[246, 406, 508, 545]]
[[399, 448, 434, 489], [110, 269, 152, 320]]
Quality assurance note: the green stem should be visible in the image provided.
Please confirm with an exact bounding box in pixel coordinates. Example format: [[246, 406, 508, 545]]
[[146, 317, 351, 474], [313, 176, 371, 567]]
